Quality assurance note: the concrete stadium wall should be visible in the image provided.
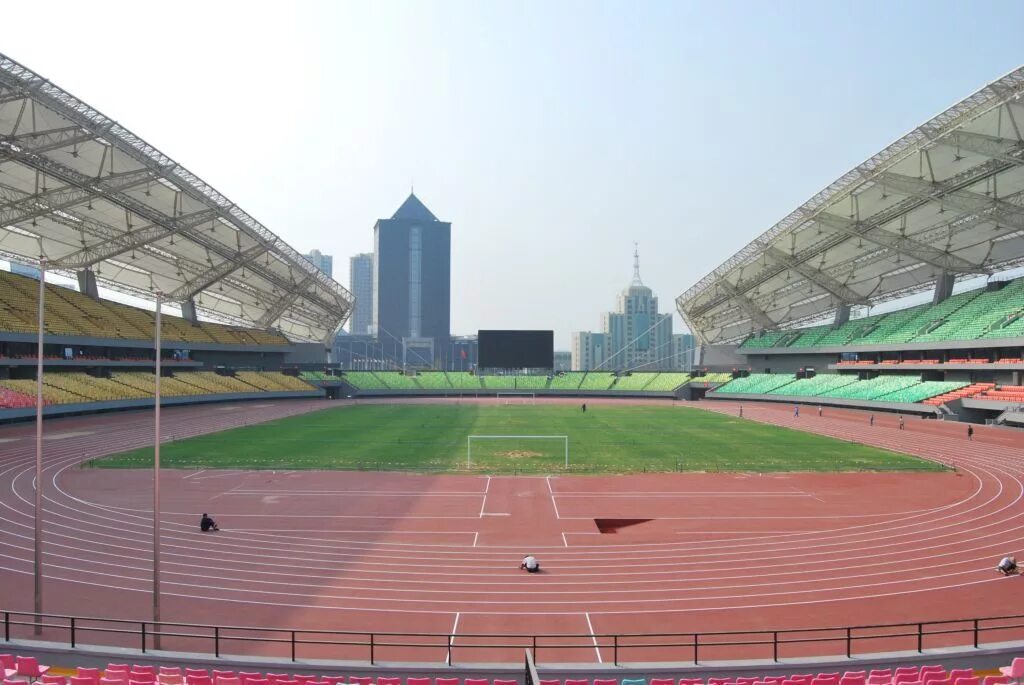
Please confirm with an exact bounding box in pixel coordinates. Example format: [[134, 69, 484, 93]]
[[707, 392, 940, 416], [0, 390, 325, 423]]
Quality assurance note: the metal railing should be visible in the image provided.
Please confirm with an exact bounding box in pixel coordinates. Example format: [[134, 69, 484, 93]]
[[4, 610, 1024, 666]]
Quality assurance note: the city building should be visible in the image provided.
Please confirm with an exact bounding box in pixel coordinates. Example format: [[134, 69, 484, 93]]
[[571, 331, 606, 371], [672, 333, 697, 371], [348, 253, 374, 335], [303, 249, 333, 278], [553, 350, 571, 372], [572, 247, 674, 372], [373, 193, 451, 368]]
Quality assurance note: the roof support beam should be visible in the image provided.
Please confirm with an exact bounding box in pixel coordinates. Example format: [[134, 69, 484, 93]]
[[879, 171, 1024, 233], [4, 125, 97, 155], [764, 247, 869, 305], [935, 130, 1024, 166], [166, 242, 268, 301], [813, 212, 986, 274], [256, 273, 319, 329], [715, 279, 776, 331]]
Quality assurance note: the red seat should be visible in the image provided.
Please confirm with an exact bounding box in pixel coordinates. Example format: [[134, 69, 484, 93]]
[[157, 673, 180, 680], [77, 671, 101, 685], [15, 659, 49, 679], [130, 671, 154, 678], [594, 680, 618, 685], [183, 674, 206, 682], [436, 680, 458, 685], [40, 677, 66, 685], [540, 681, 560, 685], [377, 680, 400, 685], [465, 680, 489, 685], [70, 678, 94, 685], [211, 675, 235, 683], [101, 679, 127, 685], [650, 681, 674, 685], [187, 678, 211, 685], [406, 679, 430, 685], [0, 658, 14, 672], [985, 678, 1011, 685], [349, 680, 372, 685], [494, 681, 518, 685], [566, 680, 589, 685]]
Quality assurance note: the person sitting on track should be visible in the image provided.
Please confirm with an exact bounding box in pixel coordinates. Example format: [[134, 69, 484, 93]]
[[200, 513, 220, 532], [520, 555, 540, 573], [998, 555, 1018, 576]]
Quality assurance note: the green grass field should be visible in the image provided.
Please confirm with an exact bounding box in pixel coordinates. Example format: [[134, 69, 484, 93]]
[[89, 404, 944, 474]]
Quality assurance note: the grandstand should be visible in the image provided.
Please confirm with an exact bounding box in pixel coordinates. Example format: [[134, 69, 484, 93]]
[[676, 66, 1024, 424]]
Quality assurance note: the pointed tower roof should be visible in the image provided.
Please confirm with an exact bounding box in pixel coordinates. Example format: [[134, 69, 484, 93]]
[[391, 192, 438, 222]]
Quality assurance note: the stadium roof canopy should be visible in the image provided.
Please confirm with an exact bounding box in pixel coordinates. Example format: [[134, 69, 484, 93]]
[[677, 66, 1024, 345], [0, 53, 353, 344]]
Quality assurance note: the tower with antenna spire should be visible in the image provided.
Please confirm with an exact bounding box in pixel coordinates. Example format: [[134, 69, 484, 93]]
[[571, 246, 678, 371]]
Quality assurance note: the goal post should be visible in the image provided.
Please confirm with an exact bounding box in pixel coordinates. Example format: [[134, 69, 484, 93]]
[[467, 435, 569, 468]]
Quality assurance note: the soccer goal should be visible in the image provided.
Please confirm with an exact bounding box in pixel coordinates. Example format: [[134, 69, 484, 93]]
[[496, 392, 536, 405], [467, 435, 569, 468]]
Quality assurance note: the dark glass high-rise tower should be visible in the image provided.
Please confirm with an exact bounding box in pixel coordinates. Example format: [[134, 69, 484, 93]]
[[372, 193, 451, 368]]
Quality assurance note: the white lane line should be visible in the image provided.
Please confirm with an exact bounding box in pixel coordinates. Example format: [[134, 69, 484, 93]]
[[585, 612, 602, 663], [182, 469, 206, 480], [447, 611, 460, 664], [548, 476, 561, 519], [473, 532, 479, 547], [479, 476, 491, 517], [562, 532, 569, 547]]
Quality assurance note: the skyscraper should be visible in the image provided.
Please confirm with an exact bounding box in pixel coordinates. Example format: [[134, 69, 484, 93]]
[[348, 253, 374, 335], [303, 249, 334, 278], [373, 193, 451, 368], [573, 246, 674, 372]]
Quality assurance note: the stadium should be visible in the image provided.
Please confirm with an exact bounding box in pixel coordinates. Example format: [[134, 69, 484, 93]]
[[3, 41, 1024, 685]]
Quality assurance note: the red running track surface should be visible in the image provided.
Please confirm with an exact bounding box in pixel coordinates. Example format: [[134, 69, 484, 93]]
[[1, 397, 1024, 664]]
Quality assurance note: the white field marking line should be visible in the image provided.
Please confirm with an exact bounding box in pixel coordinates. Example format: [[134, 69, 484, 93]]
[[446, 612, 460, 664], [585, 612, 603, 663], [211, 483, 244, 500], [562, 532, 568, 547], [27, 451, 1013, 561], [553, 493, 813, 498], [552, 491, 812, 496], [228, 491, 486, 497], [791, 486, 826, 504], [480, 512, 511, 517], [473, 532, 479, 547], [547, 476, 561, 519], [182, 470, 206, 480], [479, 476, 491, 517]]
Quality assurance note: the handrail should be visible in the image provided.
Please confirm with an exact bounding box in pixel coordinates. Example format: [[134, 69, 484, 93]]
[[4, 609, 1024, 666]]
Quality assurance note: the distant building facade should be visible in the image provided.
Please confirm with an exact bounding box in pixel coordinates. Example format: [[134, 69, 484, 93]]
[[373, 193, 451, 368], [672, 333, 697, 371], [303, 249, 333, 278], [571, 331, 606, 371], [553, 350, 571, 372], [572, 247, 674, 372], [348, 252, 374, 335]]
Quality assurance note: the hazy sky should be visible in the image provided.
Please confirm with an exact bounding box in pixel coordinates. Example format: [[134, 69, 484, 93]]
[[4, 1, 1024, 348]]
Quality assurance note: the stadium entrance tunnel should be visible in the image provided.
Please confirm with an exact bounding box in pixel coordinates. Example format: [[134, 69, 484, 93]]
[[595, 518, 653, 533]]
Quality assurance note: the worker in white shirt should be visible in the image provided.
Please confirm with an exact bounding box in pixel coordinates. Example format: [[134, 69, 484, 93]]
[[520, 555, 540, 573]]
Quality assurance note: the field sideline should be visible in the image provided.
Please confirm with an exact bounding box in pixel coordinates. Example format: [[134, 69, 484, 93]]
[[89, 403, 942, 473]]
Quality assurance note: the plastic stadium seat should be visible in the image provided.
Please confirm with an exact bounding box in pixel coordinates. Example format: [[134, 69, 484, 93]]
[[157, 673, 180, 680], [101, 679, 127, 685], [77, 670, 101, 685], [949, 674, 973, 683], [436, 680, 459, 685], [736, 680, 757, 685], [709, 679, 733, 685], [566, 680, 589, 685], [186, 678, 211, 685], [406, 679, 431, 685], [595, 680, 618, 685], [293, 678, 317, 684], [348, 680, 372, 685], [157, 679, 181, 685], [237, 677, 261, 685], [869, 675, 892, 682], [377, 679, 400, 685], [70, 678, 96, 685], [649, 680, 674, 685], [183, 675, 206, 682], [955, 678, 980, 685], [540, 681, 560, 685], [465, 680, 489, 685], [843, 677, 866, 682], [622, 680, 647, 685], [7, 680, 28, 685], [0, 658, 13, 671], [1001, 659, 1024, 681], [41, 677, 66, 685], [129, 678, 154, 685], [985, 678, 1011, 685], [131, 671, 155, 678], [216, 679, 240, 685], [16, 660, 49, 679], [211, 675, 235, 683], [841, 678, 865, 685], [495, 681, 518, 685]]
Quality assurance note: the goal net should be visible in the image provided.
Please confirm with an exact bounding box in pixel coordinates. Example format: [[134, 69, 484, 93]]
[[467, 435, 569, 468], [496, 392, 536, 405]]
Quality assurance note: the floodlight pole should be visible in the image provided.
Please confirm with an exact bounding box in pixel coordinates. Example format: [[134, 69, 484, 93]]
[[34, 257, 46, 635], [153, 290, 162, 650]]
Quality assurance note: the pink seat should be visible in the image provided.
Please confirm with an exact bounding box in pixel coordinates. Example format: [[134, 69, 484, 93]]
[[566, 680, 589, 685], [949, 674, 973, 683], [130, 680, 155, 685], [211, 676, 234, 683], [348, 680, 372, 685], [465, 680, 488, 685], [896, 676, 919, 685], [102, 679, 127, 685], [841, 678, 865, 685], [158, 673, 180, 680], [131, 671, 154, 678], [0, 658, 14, 671], [929, 680, 952, 685], [870, 674, 892, 681], [406, 680, 431, 685], [679, 680, 704, 685], [896, 671, 919, 678], [8, 680, 29, 685], [265, 678, 289, 684], [41, 677, 66, 685], [539, 681, 559, 685], [70, 678, 94, 685], [77, 671, 101, 685], [649, 680, 674, 685], [216, 679, 241, 685], [594, 681, 618, 685], [15, 659, 49, 679], [1002, 660, 1024, 682], [129, 676, 154, 685], [158, 678, 182, 685], [923, 674, 948, 684], [709, 680, 733, 685], [737, 679, 758, 685], [183, 675, 207, 682], [955, 679, 980, 685], [867, 678, 889, 685], [293, 679, 316, 684], [495, 681, 518, 685], [986, 678, 1012, 685], [187, 678, 211, 685], [435, 680, 458, 685], [377, 680, 400, 685]]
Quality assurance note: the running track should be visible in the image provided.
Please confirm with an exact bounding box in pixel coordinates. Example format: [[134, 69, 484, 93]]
[[2, 397, 1024, 665]]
